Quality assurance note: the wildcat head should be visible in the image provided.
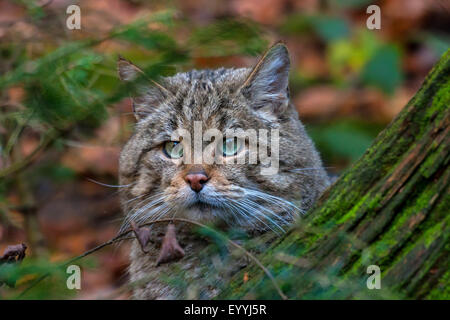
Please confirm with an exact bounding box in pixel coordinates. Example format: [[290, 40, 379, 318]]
[[118, 43, 329, 233]]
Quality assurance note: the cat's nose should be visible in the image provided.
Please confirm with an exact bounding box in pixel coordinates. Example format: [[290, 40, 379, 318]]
[[185, 172, 209, 192]]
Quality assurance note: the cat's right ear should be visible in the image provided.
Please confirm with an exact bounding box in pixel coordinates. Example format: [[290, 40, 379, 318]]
[[117, 56, 171, 120], [117, 55, 144, 82], [239, 43, 290, 116]]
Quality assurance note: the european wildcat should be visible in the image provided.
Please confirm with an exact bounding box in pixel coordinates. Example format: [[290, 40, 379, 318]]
[[117, 43, 329, 299]]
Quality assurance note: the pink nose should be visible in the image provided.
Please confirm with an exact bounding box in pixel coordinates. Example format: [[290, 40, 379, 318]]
[[185, 172, 209, 192]]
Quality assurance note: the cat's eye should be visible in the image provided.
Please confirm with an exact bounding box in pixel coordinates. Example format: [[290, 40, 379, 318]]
[[163, 141, 183, 159], [221, 137, 243, 157]]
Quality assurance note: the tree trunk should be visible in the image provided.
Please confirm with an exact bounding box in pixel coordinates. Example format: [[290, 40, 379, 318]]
[[220, 50, 449, 300]]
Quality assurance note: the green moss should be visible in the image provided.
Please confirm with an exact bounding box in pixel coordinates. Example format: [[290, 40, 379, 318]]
[[427, 81, 450, 119], [336, 193, 369, 224], [424, 220, 446, 248], [427, 269, 450, 300], [420, 143, 447, 178]]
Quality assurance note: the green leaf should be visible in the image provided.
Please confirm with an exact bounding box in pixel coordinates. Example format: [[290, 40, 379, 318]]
[[279, 14, 313, 35], [36, 164, 76, 183], [328, 0, 374, 9], [189, 19, 267, 56], [118, 30, 177, 51], [310, 16, 350, 42], [360, 45, 403, 95], [308, 120, 383, 163], [423, 33, 450, 57]]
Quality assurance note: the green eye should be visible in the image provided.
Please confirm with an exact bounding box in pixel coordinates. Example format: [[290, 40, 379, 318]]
[[163, 141, 183, 159], [222, 137, 243, 157]]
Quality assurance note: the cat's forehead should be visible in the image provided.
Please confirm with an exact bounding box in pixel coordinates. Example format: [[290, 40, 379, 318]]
[[163, 67, 250, 128], [168, 67, 249, 88], [135, 66, 266, 144]]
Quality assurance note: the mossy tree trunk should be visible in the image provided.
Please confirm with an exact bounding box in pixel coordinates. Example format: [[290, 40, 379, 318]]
[[220, 50, 449, 300]]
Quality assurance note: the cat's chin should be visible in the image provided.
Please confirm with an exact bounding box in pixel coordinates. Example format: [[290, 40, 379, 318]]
[[183, 190, 225, 210], [186, 201, 216, 211], [177, 199, 229, 225]]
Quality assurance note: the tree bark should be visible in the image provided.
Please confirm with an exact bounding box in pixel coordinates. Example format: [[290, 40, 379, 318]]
[[220, 50, 449, 299]]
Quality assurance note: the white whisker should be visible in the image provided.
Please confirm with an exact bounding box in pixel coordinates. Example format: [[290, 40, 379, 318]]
[[86, 178, 134, 188], [229, 199, 284, 234]]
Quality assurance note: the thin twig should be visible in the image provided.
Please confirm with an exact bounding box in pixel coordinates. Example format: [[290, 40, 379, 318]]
[[0, 128, 58, 179], [17, 218, 288, 300]]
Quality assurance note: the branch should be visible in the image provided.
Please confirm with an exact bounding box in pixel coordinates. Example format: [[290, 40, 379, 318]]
[[0, 128, 58, 179], [17, 218, 287, 300]]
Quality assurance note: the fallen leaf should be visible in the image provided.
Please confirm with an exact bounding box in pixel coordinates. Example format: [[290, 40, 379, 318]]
[[130, 221, 153, 253], [0, 243, 27, 264], [156, 223, 185, 266]]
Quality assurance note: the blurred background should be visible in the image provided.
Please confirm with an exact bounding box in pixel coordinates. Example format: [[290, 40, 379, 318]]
[[0, 0, 448, 299]]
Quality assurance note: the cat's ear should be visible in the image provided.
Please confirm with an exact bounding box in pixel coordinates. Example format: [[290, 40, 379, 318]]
[[240, 43, 290, 115], [117, 55, 144, 82], [117, 56, 171, 120]]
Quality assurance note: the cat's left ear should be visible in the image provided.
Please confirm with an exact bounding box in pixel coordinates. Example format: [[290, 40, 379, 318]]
[[239, 43, 290, 115], [117, 55, 144, 82]]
